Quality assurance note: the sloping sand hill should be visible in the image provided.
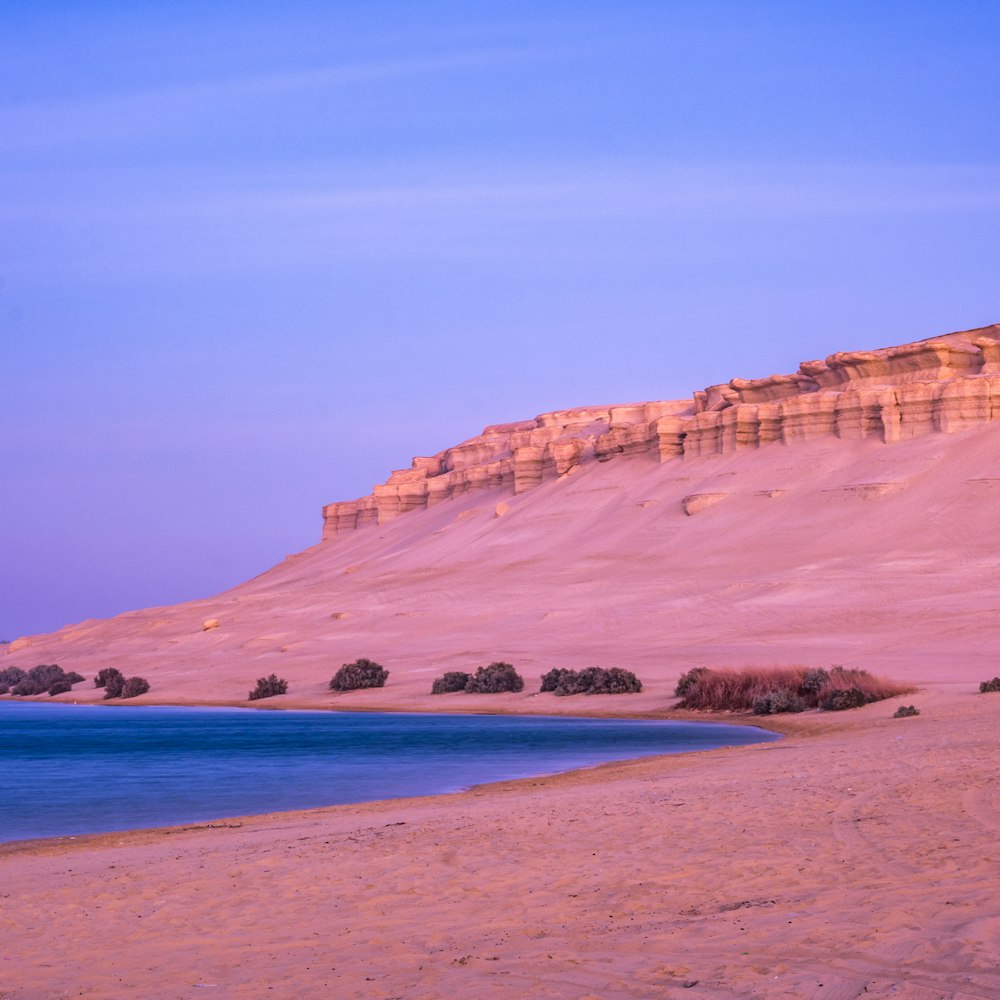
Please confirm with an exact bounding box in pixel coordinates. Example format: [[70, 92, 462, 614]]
[[5, 323, 1000, 999], [5, 322, 1000, 706]]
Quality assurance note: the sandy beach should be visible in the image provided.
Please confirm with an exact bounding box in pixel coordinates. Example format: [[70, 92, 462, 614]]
[[3, 684, 998, 999]]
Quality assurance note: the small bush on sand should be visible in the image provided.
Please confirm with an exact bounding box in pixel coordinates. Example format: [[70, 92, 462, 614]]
[[979, 677, 1000, 693], [465, 662, 524, 694], [675, 665, 913, 713], [0, 666, 26, 688], [819, 687, 867, 711], [893, 705, 920, 718], [95, 668, 123, 689], [431, 671, 472, 694], [121, 677, 150, 699], [330, 658, 389, 691], [249, 674, 288, 700], [48, 680, 73, 696], [674, 667, 710, 698], [800, 668, 830, 695], [540, 667, 571, 693], [104, 671, 126, 699], [752, 687, 807, 715], [4, 665, 84, 697], [546, 666, 643, 696]]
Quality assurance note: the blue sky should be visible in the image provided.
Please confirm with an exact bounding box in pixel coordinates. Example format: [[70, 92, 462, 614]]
[[3, 1, 999, 637]]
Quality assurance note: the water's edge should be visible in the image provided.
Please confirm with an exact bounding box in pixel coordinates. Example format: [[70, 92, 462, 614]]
[[0, 703, 781, 845]]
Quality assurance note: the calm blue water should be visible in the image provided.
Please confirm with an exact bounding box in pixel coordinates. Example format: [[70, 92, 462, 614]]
[[0, 702, 778, 842]]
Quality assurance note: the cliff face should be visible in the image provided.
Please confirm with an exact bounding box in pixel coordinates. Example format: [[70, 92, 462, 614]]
[[323, 323, 1000, 539]]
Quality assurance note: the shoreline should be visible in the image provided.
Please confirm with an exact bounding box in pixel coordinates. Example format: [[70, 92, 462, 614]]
[[7, 686, 996, 998], [0, 701, 784, 849]]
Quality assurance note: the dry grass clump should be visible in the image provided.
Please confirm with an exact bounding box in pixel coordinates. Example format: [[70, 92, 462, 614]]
[[675, 665, 914, 714], [893, 705, 920, 718]]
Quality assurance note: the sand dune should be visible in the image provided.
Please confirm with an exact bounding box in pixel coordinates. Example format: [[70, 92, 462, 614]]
[[5, 324, 1000, 997]]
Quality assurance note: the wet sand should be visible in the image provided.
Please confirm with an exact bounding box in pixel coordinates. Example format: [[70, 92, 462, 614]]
[[3, 685, 998, 999]]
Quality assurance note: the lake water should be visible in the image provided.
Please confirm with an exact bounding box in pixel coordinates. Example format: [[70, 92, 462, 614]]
[[0, 702, 779, 843]]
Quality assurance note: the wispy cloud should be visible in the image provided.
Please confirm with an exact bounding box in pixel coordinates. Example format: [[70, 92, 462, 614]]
[[2, 160, 999, 285], [0, 40, 578, 153]]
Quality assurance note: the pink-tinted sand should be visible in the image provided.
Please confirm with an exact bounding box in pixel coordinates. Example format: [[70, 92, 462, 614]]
[[4, 327, 1000, 997]]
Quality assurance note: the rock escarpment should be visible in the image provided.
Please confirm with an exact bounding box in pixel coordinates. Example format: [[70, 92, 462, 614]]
[[322, 323, 1000, 539]]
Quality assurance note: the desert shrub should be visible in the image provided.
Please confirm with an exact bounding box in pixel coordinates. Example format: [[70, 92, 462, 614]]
[[11, 680, 44, 696], [599, 667, 643, 694], [819, 687, 867, 711], [979, 677, 1000, 693], [465, 662, 524, 694], [0, 684, 7, 695], [431, 671, 472, 694], [103, 672, 126, 699], [249, 674, 288, 700], [121, 677, 150, 699], [752, 687, 807, 715], [95, 668, 123, 689], [893, 705, 920, 718], [330, 658, 389, 691], [28, 664, 65, 689], [48, 680, 73, 696], [64, 671, 85, 685], [540, 668, 572, 693], [676, 665, 913, 713], [549, 666, 643, 696], [799, 668, 830, 695], [674, 667, 710, 698], [0, 666, 25, 687]]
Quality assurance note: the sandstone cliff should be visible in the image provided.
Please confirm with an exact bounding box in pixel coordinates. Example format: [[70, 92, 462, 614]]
[[323, 323, 1000, 539]]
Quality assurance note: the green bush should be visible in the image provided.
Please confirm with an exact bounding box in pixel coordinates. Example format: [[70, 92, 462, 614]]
[[48, 680, 73, 696], [546, 666, 643, 696], [4, 664, 84, 697], [893, 705, 920, 718], [0, 666, 25, 688], [249, 674, 288, 700], [674, 667, 710, 698], [819, 687, 867, 711], [95, 668, 123, 689], [431, 671, 472, 694], [979, 677, 1000, 693], [121, 677, 150, 699], [465, 662, 524, 694], [752, 688, 807, 714], [540, 668, 571, 693], [330, 658, 389, 691], [104, 671, 126, 699]]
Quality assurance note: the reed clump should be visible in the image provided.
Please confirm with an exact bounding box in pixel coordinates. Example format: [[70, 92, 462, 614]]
[[674, 665, 914, 714]]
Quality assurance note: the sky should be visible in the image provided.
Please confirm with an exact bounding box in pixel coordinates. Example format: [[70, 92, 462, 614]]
[[2, 0, 999, 638]]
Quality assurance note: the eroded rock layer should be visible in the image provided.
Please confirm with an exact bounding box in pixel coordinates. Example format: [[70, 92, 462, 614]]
[[323, 323, 1000, 539]]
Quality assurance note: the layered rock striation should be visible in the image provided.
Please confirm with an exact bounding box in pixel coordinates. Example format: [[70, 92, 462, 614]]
[[322, 323, 1000, 539]]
